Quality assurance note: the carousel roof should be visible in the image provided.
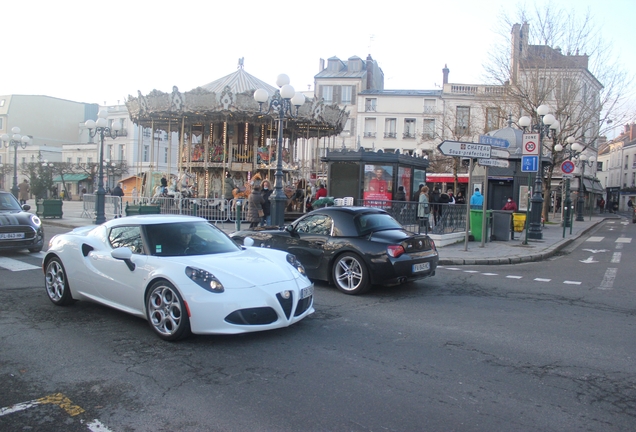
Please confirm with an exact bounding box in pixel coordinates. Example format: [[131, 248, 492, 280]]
[[125, 62, 348, 137], [199, 68, 277, 96]]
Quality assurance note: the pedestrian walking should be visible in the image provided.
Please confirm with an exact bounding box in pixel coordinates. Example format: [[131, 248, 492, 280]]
[[260, 180, 272, 226], [470, 188, 484, 208], [111, 182, 125, 218], [247, 184, 265, 229], [18, 179, 30, 205], [502, 196, 518, 211], [417, 185, 430, 231]]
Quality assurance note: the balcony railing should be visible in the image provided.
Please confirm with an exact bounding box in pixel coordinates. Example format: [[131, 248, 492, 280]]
[[384, 132, 397, 139], [403, 132, 416, 139], [363, 132, 376, 138], [365, 104, 377, 112]]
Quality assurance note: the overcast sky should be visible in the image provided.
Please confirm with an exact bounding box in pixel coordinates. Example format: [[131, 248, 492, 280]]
[[2, 0, 634, 124]]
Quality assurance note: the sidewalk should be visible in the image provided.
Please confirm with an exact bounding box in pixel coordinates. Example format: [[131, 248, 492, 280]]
[[31, 199, 624, 266]]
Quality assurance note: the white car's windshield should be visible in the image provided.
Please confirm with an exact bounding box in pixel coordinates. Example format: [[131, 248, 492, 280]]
[[145, 222, 240, 256]]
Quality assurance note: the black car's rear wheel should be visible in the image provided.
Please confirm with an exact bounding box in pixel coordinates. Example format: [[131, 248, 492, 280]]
[[44, 258, 74, 306], [146, 281, 191, 341], [332, 253, 370, 295]]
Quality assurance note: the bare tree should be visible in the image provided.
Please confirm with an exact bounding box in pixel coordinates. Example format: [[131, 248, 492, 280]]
[[482, 5, 634, 220]]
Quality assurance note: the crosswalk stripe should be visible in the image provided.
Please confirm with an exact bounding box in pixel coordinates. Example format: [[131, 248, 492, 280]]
[[611, 252, 621, 263], [0, 257, 41, 272], [615, 237, 632, 243], [586, 237, 604, 242], [598, 268, 617, 290], [563, 281, 582, 285]]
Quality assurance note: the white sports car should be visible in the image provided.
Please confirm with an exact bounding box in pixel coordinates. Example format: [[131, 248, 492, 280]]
[[43, 215, 314, 341]]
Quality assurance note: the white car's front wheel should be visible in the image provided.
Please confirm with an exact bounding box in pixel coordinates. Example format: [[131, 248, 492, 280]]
[[146, 281, 191, 341], [44, 258, 74, 306]]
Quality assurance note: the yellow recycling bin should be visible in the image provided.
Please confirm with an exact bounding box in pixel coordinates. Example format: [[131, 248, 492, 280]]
[[512, 212, 526, 232]]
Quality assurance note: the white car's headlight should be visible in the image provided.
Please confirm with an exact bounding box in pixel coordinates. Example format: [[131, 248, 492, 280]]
[[286, 254, 307, 277], [185, 266, 225, 293], [31, 214, 41, 226]]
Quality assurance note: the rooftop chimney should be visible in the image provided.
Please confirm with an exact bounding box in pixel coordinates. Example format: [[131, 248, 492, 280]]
[[442, 64, 450, 84]]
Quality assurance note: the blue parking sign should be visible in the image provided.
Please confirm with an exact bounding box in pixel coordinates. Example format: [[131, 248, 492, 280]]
[[521, 155, 538, 172]]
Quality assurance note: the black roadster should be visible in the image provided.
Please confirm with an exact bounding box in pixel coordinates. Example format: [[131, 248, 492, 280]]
[[231, 206, 438, 295]]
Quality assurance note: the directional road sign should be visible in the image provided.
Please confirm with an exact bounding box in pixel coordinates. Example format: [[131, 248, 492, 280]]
[[490, 148, 510, 159], [479, 135, 510, 148], [437, 140, 491, 158], [521, 155, 539, 172], [561, 160, 575, 174], [522, 133, 540, 156], [478, 158, 510, 168]]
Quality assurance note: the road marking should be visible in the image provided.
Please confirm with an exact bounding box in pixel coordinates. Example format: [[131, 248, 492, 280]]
[[598, 268, 617, 290], [482, 273, 498, 276], [463, 270, 480, 273], [0, 257, 41, 272], [611, 252, 621, 263], [586, 237, 604, 242], [579, 257, 598, 264], [563, 281, 582, 285], [534, 278, 551, 282], [86, 419, 114, 432], [506, 275, 523, 279], [616, 243, 623, 249], [582, 249, 608, 253], [615, 237, 632, 243], [0, 393, 83, 417], [0, 393, 113, 431], [445, 267, 461, 271], [18, 251, 46, 260]]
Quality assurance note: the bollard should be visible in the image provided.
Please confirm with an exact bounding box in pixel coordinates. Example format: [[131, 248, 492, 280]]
[[235, 200, 242, 231]]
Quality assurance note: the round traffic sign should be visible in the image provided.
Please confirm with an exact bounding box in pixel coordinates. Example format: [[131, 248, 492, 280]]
[[561, 160, 575, 174], [525, 141, 536, 153]]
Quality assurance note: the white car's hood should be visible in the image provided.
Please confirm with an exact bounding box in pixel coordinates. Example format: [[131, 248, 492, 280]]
[[171, 247, 301, 289]]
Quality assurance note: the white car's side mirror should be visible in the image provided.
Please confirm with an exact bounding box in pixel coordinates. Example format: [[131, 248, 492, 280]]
[[111, 247, 135, 271]]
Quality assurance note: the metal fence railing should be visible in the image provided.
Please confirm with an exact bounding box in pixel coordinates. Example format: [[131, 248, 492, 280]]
[[81, 194, 123, 220], [357, 200, 467, 235]]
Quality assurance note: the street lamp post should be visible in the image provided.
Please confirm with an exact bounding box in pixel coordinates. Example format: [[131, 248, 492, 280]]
[[85, 110, 121, 224], [554, 137, 583, 229], [254, 74, 306, 227], [519, 105, 561, 240], [1, 127, 31, 199], [574, 154, 596, 221], [41, 160, 54, 199]]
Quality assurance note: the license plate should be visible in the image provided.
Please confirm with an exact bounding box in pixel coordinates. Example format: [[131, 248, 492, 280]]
[[412, 262, 430, 273], [0, 232, 25, 240], [300, 284, 314, 299]]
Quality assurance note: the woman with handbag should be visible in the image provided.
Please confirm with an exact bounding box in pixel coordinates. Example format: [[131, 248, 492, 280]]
[[417, 185, 430, 232], [247, 184, 265, 229]]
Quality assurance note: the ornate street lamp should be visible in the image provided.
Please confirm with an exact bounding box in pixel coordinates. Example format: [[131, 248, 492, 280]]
[[1, 126, 31, 198], [254, 74, 306, 227], [85, 110, 121, 224], [574, 154, 596, 221], [519, 105, 560, 240], [554, 137, 583, 228]]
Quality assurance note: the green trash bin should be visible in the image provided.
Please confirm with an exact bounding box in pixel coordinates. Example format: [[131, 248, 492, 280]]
[[469, 209, 492, 242]]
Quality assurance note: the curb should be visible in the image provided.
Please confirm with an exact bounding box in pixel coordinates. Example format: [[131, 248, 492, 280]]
[[439, 217, 607, 266]]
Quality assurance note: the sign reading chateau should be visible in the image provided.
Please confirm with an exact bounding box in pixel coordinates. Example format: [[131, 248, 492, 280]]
[[437, 141, 491, 159]]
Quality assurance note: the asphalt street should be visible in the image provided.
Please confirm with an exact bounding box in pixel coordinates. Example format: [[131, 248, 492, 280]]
[[0, 217, 635, 431]]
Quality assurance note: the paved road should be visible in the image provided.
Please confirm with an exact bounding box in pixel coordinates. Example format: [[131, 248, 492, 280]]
[[1, 221, 635, 431]]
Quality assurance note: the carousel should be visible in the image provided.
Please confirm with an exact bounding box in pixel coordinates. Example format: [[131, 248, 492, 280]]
[[125, 61, 347, 210]]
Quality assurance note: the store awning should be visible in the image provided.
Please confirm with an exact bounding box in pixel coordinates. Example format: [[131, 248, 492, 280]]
[[426, 174, 469, 183], [583, 178, 604, 194], [53, 174, 89, 182]]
